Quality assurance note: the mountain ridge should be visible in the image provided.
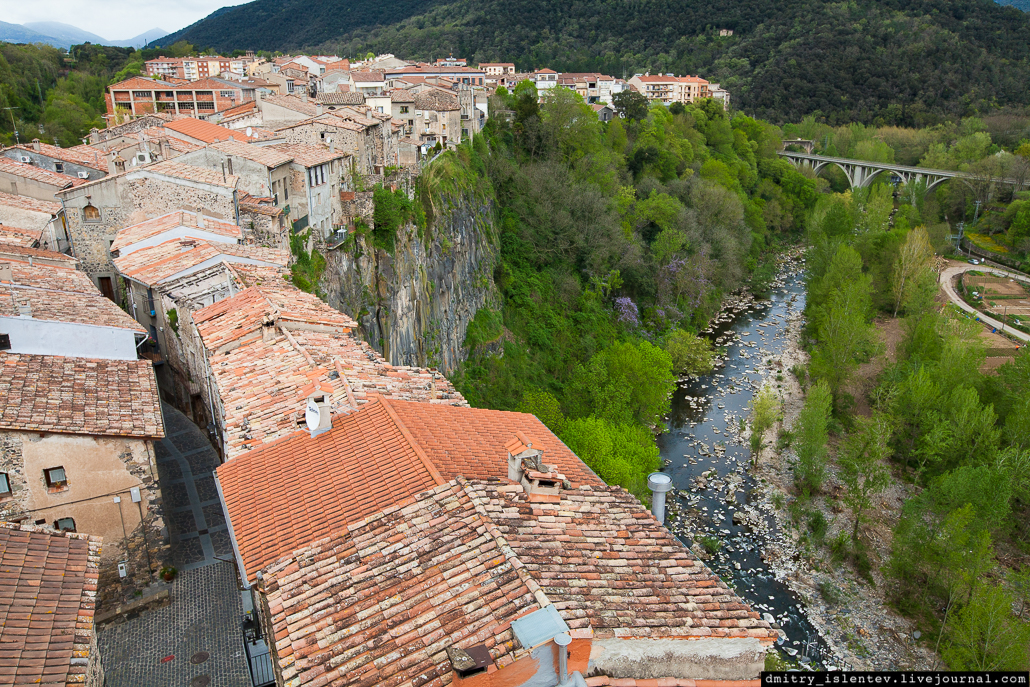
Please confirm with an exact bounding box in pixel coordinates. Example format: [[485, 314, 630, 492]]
[[0, 21, 166, 49], [155, 0, 1030, 124]]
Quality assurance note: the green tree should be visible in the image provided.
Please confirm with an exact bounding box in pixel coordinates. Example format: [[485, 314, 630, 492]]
[[809, 245, 874, 406], [891, 226, 934, 317], [944, 584, 1030, 671], [664, 329, 715, 376], [561, 416, 660, 492], [518, 389, 566, 434], [794, 380, 832, 493], [567, 340, 675, 427], [612, 90, 648, 121], [749, 386, 780, 464], [840, 412, 893, 541]]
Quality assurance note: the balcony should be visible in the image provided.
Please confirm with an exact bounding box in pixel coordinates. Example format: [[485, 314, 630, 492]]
[[326, 227, 349, 249]]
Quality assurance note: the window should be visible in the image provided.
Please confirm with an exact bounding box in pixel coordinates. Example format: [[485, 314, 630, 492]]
[[400, 106, 409, 114], [0, 472, 10, 498], [82, 204, 101, 222], [54, 518, 76, 532], [133, 91, 152, 98], [307, 164, 327, 187], [220, 90, 235, 98], [197, 102, 215, 110], [54, 162, 64, 174], [44, 466, 68, 490]]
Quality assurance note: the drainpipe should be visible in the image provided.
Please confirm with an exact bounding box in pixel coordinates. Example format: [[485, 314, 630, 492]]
[[554, 633, 571, 683], [648, 472, 673, 523]]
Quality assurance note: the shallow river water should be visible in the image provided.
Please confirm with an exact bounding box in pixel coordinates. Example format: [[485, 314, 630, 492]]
[[656, 253, 833, 668]]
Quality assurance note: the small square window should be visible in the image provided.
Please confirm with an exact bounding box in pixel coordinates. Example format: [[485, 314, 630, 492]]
[[0, 472, 10, 497], [55, 162, 64, 174], [44, 466, 67, 489], [54, 518, 76, 532]]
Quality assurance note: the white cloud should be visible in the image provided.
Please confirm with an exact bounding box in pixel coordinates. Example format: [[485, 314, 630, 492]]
[[0, 0, 234, 42]]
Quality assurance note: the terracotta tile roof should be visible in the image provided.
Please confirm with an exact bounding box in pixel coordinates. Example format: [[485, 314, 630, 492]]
[[209, 139, 293, 168], [0, 156, 83, 190], [145, 160, 240, 188], [218, 99, 257, 118], [389, 401, 601, 488], [349, 70, 385, 82], [0, 353, 164, 437], [216, 395, 588, 576], [138, 129, 205, 154], [111, 210, 243, 253], [0, 522, 102, 687], [261, 95, 318, 116], [258, 478, 775, 687], [414, 89, 461, 112], [109, 76, 178, 90], [0, 223, 42, 246], [164, 117, 249, 144], [267, 142, 345, 167], [316, 91, 365, 105], [0, 262, 145, 333], [389, 88, 416, 103], [12, 142, 108, 171], [0, 190, 62, 215], [114, 237, 288, 287], [0, 243, 77, 264]]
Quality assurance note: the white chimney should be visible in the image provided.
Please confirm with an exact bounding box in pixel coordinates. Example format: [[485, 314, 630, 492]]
[[197, 211, 206, 229], [647, 472, 673, 523], [301, 382, 333, 438]]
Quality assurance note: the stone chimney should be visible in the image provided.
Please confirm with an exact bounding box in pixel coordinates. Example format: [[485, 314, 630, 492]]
[[261, 317, 277, 342], [106, 150, 117, 175], [505, 431, 565, 502], [31, 139, 41, 152], [316, 103, 323, 116], [196, 210, 206, 229]]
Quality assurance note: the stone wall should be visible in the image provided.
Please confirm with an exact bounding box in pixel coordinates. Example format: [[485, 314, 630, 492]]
[[321, 191, 499, 374], [0, 430, 168, 605], [85, 629, 104, 687]]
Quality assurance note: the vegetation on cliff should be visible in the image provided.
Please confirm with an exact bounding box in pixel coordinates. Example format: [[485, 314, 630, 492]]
[[453, 86, 816, 492]]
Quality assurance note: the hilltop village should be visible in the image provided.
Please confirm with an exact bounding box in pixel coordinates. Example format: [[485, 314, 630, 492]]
[[0, 52, 764, 687]]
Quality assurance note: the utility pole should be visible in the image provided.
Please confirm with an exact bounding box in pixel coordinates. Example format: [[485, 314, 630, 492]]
[[2, 107, 19, 145]]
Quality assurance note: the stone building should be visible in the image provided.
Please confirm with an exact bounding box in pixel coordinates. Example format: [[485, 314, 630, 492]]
[[56, 160, 242, 303], [267, 143, 348, 236], [0, 256, 167, 593], [105, 76, 244, 119], [413, 88, 463, 147], [0, 522, 104, 687], [175, 139, 294, 211], [2, 139, 108, 182], [0, 155, 85, 201], [0, 190, 68, 252]]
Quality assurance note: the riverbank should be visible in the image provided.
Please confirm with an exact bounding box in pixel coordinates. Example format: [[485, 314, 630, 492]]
[[752, 305, 940, 670]]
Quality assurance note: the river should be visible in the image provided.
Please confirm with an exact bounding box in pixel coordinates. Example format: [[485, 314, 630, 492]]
[[656, 250, 835, 669]]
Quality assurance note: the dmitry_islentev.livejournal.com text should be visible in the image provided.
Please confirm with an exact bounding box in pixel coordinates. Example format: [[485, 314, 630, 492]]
[[762, 672, 1030, 687]]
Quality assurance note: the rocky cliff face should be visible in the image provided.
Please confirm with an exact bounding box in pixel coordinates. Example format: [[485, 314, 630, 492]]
[[321, 193, 499, 374]]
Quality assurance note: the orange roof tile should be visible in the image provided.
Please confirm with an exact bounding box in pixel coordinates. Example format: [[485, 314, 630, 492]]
[[260, 94, 319, 116], [0, 261, 145, 333], [0, 156, 84, 190], [0, 224, 42, 246], [0, 522, 102, 687], [267, 142, 346, 167], [114, 237, 287, 287], [0, 243, 76, 264], [216, 396, 595, 577], [259, 478, 776, 687], [0, 190, 61, 215], [0, 353, 164, 437], [209, 139, 293, 168], [145, 160, 240, 188], [163, 117, 249, 144], [111, 210, 242, 253], [12, 142, 107, 171]]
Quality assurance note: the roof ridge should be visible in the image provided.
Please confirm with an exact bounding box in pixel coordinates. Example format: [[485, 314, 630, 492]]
[[456, 477, 553, 610], [378, 396, 446, 486]]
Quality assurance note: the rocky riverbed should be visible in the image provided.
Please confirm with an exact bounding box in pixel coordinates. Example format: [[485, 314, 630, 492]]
[[658, 247, 938, 670]]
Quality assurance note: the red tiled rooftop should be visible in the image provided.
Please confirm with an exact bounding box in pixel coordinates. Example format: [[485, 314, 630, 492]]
[[0, 353, 164, 437], [267, 142, 346, 167], [216, 396, 597, 578], [146, 160, 241, 188], [259, 478, 776, 687], [12, 142, 107, 171], [0, 224, 42, 246], [0, 190, 62, 215], [209, 139, 293, 168], [0, 522, 102, 687], [0, 156, 84, 190], [114, 237, 287, 287], [111, 210, 242, 253], [164, 117, 249, 144]]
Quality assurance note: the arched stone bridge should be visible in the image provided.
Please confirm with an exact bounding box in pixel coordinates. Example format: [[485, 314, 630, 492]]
[[777, 151, 1021, 193]]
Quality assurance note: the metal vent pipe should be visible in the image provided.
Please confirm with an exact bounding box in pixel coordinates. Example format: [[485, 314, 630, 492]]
[[647, 472, 673, 523]]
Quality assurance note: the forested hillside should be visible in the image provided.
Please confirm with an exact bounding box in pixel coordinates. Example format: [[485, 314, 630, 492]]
[[158, 0, 1030, 124], [0, 42, 139, 146], [442, 86, 816, 495]]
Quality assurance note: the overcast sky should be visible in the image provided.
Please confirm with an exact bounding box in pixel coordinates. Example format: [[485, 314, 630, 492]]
[[0, 0, 232, 41]]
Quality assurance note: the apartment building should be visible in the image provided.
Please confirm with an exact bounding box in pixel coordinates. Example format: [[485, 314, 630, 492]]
[[106, 77, 245, 119], [628, 73, 712, 105]]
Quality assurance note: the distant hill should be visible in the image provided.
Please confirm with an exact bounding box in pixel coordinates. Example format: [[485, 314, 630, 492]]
[[0, 20, 68, 47], [22, 21, 107, 46], [110, 28, 168, 48], [995, 0, 1030, 10], [157, 0, 1030, 125]]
